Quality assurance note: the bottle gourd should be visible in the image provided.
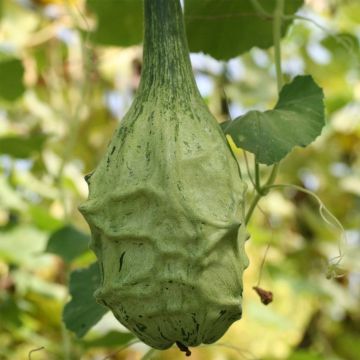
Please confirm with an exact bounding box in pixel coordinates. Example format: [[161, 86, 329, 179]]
[[79, 0, 248, 352]]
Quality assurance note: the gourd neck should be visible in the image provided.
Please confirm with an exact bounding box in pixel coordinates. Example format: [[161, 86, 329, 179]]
[[138, 0, 199, 100]]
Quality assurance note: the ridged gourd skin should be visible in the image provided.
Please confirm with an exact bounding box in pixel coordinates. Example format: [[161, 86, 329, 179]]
[[79, 0, 248, 350]]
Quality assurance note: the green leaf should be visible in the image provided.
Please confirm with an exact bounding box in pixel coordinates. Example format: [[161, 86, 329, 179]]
[[46, 226, 90, 263], [288, 350, 324, 360], [0, 176, 27, 211], [0, 134, 47, 158], [184, 0, 303, 60], [87, 0, 143, 47], [0, 226, 47, 264], [82, 330, 134, 349], [0, 58, 25, 101], [223, 75, 325, 165], [85, 0, 302, 60], [29, 206, 63, 232], [333, 333, 360, 360], [63, 262, 108, 337], [220, 120, 231, 131]]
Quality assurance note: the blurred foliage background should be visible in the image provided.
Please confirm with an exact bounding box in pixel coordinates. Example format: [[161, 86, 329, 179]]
[[0, 0, 359, 359]]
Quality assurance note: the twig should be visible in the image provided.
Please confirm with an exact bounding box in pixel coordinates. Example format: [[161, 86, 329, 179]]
[[28, 347, 45, 360]]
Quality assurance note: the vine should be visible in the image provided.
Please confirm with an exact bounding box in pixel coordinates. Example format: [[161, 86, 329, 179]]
[[267, 183, 346, 277], [241, 0, 345, 280], [245, 0, 284, 225]]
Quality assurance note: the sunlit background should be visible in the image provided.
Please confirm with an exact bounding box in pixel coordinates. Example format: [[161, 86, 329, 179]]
[[0, 0, 359, 359]]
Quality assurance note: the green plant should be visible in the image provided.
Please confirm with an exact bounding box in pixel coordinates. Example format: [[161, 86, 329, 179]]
[[1, 0, 358, 359], [62, 0, 348, 357], [79, 0, 248, 353]]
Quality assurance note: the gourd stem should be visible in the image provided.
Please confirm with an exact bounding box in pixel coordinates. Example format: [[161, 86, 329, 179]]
[[139, 0, 198, 99]]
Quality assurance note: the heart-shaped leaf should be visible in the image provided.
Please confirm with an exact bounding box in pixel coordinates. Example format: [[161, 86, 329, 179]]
[[223, 75, 325, 165], [63, 262, 108, 337], [46, 226, 90, 263], [185, 0, 303, 60]]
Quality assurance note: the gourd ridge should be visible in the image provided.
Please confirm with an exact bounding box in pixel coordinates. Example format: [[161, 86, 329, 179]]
[[79, 0, 249, 350]]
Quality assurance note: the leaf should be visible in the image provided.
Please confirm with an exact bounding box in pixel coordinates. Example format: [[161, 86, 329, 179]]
[[82, 330, 134, 349], [87, 0, 143, 47], [0, 176, 27, 211], [223, 75, 325, 165], [46, 226, 90, 263], [0, 57, 25, 101], [29, 206, 63, 232], [333, 333, 360, 360], [184, 0, 303, 60], [220, 120, 231, 131], [287, 350, 324, 360], [0, 298, 22, 328], [86, 0, 302, 60], [0, 134, 47, 158], [63, 262, 108, 337], [0, 226, 47, 264]]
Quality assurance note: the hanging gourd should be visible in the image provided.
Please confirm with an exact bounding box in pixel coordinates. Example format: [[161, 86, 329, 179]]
[[79, 0, 248, 354]]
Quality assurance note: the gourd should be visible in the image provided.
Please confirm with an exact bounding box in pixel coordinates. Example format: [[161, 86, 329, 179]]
[[79, 0, 248, 353]]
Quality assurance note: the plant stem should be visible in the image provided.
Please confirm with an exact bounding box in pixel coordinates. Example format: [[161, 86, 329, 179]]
[[244, 151, 256, 188], [265, 162, 279, 189], [245, 0, 284, 224], [245, 192, 262, 225], [61, 322, 72, 360], [254, 157, 261, 192], [264, 183, 345, 261]]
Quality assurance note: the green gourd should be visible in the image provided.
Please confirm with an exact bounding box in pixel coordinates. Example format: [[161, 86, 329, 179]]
[[79, 0, 248, 352]]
